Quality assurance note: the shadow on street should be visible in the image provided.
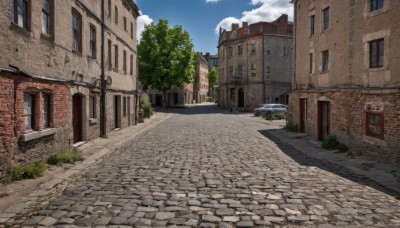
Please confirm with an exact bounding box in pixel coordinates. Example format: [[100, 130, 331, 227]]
[[258, 129, 400, 199], [153, 104, 245, 115]]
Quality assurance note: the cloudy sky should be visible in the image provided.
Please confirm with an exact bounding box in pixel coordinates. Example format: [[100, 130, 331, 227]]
[[134, 0, 293, 54]]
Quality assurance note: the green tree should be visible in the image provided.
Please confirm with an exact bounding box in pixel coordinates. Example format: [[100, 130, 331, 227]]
[[138, 19, 195, 108], [208, 67, 218, 101]]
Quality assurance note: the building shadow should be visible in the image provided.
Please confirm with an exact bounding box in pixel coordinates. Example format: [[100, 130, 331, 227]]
[[258, 129, 400, 198], [153, 104, 248, 116]]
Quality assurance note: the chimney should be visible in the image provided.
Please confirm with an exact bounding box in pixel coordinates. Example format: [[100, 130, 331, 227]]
[[231, 23, 239, 30]]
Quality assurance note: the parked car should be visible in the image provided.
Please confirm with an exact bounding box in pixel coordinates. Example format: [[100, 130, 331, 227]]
[[254, 104, 288, 117]]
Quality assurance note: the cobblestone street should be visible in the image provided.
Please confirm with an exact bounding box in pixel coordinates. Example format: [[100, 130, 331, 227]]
[[12, 105, 400, 227]]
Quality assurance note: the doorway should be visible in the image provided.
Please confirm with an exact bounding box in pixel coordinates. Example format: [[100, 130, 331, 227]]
[[299, 99, 307, 133], [155, 94, 162, 106], [238, 88, 244, 108], [72, 94, 83, 143], [318, 101, 330, 141], [114, 95, 121, 129]]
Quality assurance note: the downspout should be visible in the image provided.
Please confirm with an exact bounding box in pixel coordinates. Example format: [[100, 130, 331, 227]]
[[262, 30, 266, 104], [100, 0, 106, 136]]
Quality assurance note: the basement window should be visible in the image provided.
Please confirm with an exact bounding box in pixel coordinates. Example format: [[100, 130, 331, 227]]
[[366, 112, 384, 139]]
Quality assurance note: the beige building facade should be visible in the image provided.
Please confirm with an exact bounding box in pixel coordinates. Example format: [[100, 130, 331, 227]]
[[193, 54, 209, 104], [289, 0, 400, 163], [0, 0, 139, 178], [217, 15, 293, 111]]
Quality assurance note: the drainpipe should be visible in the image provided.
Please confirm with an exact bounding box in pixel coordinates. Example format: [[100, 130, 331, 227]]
[[100, 0, 106, 136]]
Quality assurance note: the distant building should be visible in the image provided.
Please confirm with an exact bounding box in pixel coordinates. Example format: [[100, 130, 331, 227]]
[[193, 54, 209, 103], [147, 84, 193, 107], [0, 0, 139, 178], [289, 0, 400, 163], [217, 15, 293, 111], [203, 53, 218, 101]]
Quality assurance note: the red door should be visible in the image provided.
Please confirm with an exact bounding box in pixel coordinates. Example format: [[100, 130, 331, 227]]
[[73, 94, 83, 143]]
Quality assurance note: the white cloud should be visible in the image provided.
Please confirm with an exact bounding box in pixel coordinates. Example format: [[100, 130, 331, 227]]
[[215, 0, 293, 35], [137, 11, 153, 41], [206, 0, 221, 3]]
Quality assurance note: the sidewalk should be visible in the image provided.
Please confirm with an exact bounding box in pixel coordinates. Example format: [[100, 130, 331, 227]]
[[0, 111, 172, 222], [239, 113, 400, 198]]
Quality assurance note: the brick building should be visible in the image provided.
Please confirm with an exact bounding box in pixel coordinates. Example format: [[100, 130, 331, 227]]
[[217, 15, 293, 111], [0, 0, 139, 178], [288, 0, 400, 163], [193, 54, 209, 104]]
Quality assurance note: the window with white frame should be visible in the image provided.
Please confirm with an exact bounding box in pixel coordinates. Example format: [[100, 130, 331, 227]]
[[24, 93, 36, 131]]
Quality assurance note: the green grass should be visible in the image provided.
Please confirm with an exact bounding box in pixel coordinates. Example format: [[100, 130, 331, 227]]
[[47, 148, 84, 165], [2, 162, 48, 184], [322, 134, 349, 153]]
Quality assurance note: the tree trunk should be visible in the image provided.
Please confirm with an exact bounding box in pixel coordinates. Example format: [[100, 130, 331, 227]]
[[162, 90, 167, 109]]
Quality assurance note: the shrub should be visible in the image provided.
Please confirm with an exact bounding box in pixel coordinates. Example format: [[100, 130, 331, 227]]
[[206, 96, 213, 102], [47, 148, 83, 165], [321, 134, 340, 150], [338, 143, 349, 153], [283, 124, 299, 132], [140, 93, 153, 118]]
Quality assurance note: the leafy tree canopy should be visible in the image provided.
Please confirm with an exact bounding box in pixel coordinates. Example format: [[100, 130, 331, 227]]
[[138, 19, 195, 92], [208, 67, 218, 89]]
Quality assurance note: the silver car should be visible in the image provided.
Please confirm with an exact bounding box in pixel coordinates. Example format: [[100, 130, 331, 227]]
[[254, 104, 288, 116]]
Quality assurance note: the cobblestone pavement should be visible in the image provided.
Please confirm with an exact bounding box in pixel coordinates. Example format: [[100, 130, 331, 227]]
[[11, 105, 400, 227]]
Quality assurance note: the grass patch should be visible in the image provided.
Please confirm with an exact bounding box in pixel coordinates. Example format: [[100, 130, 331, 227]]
[[2, 162, 48, 184], [47, 148, 84, 165]]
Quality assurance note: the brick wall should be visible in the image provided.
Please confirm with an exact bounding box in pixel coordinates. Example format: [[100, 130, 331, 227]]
[[289, 89, 400, 163]]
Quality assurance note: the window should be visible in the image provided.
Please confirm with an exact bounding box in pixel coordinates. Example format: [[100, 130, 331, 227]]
[[228, 47, 233, 57], [72, 10, 82, 52], [108, 39, 112, 69], [310, 15, 315, 36], [371, 0, 384, 12], [89, 95, 96, 119], [366, 112, 384, 139], [123, 97, 127, 117], [238, 45, 243, 56], [130, 54, 133, 75], [42, 0, 51, 34], [115, 6, 118, 24], [251, 64, 256, 77], [24, 93, 35, 131], [130, 22, 134, 39], [369, 39, 384, 68], [214, 59, 218, 66], [251, 42, 256, 54], [321, 50, 329, 72], [229, 66, 233, 78], [42, 94, 50, 128], [89, 25, 96, 59], [114, 45, 119, 70], [123, 17, 127, 31], [11, 0, 29, 30], [108, 0, 111, 17], [238, 65, 243, 77], [309, 53, 313, 73], [123, 50, 127, 73], [322, 7, 330, 31]]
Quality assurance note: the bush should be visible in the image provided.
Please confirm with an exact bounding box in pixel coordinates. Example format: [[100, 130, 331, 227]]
[[321, 134, 340, 150], [206, 96, 213, 102], [283, 124, 299, 132], [47, 148, 83, 165], [2, 162, 47, 184], [338, 143, 349, 153], [140, 93, 153, 118]]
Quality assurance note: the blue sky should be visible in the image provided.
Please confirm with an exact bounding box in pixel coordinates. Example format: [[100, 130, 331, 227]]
[[134, 0, 293, 54]]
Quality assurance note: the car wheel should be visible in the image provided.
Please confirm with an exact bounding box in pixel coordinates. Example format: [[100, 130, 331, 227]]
[[266, 111, 272, 118]]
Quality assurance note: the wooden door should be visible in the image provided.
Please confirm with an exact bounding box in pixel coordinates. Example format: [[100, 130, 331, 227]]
[[299, 99, 307, 133], [318, 101, 330, 141], [72, 94, 82, 143]]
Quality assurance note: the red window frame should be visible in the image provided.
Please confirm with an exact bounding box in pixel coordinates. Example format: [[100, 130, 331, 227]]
[[366, 112, 384, 139]]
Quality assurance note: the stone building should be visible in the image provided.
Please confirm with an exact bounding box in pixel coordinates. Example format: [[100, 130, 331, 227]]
[[0, 0, 139, 178], [217, 15, 293, 111], [193, 54, 209, 104], [148, 84, 194, 107], [288, 0, 400, 163]]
